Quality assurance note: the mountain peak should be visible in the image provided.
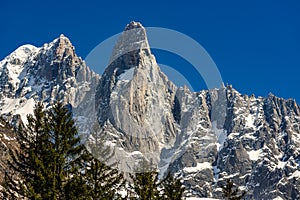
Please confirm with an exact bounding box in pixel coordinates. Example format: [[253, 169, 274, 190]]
[[1, 22, 300, 199], [53, 34, 74, 55], [28, 34, 93, 84], [59, 33, 66, 38], [124, 21, 144, 31], [1, 44, 39, 65], [108, 21, 150, 68], [57, 34, 71, 45], [37, 34, 76, 63]]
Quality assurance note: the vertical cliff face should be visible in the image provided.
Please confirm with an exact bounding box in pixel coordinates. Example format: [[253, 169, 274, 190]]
[[93, 22, 300, 199], [92, 22, 299, 199], [94, 21, 179, 173], [1, 22, 300, 199], [171, 87, 299, 199]]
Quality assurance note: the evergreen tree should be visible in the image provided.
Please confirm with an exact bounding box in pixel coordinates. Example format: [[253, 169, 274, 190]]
[[128, 159, 160, 200], [1, 101, 187, 200], [46, 101, 85, 200], [222, 179, 246, 200], [129, 171, 160, 200], [79, 124, 125, 199], [128, 159, 186, 199], [2, 102, 51, 199], [1, 101, 87, 200], [63, 172, 89, 200], [79, 150, 124, 199], [161, 172, 184, 200]]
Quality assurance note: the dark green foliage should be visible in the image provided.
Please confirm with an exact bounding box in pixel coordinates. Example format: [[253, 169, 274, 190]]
[[1, 102, 126, 199], [46, 101, 84, 199], [2, 102, 50, 199], [128, 170, 184, 200], [58, 143, 125, 200], [1, 101, 184, 199], [222, 179, 246, 200], [161, 172, 184, 200], [1, 102, 85, 199], [64, 174, 89, 200], [129, 171, 160, 200], [81, 150, 125, 200], [127, 158, 160, 199], [78, 123, 125, 199]]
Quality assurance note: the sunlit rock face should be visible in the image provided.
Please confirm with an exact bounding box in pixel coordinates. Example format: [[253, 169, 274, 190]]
[[1, 21, 300, 199]]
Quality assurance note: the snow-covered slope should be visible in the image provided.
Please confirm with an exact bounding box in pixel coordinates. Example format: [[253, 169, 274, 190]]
[[0, 22, 300, 199], [171, 87, 300, 199], [0, 34, 99, 124], [92, 22, 300, 199]]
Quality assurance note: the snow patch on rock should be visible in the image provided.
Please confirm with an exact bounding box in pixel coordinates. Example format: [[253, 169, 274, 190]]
[[183, 162, 212, 173]]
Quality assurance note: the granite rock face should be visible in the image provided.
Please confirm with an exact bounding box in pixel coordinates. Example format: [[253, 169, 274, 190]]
[[189, 89, 300, 199], [0, 34, 99, 123], [0, 22, 300, 199], [94, 22, 300, 199], [94, 22, 179, 173]]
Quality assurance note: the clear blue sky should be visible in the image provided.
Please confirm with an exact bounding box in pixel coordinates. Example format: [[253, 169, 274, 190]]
[[1, 1, 300, 101]]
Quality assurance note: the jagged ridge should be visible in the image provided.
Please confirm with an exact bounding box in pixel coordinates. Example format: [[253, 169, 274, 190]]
[[0, 34, 99, 124], [0, 22, 299, 200]]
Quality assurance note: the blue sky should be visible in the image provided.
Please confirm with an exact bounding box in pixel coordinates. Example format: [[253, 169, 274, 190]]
[[1, 1, 300, 101]]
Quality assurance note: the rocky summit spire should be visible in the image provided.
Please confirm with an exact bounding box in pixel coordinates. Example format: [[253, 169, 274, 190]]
[[109, 21, 150, 67], [29, 34, 97, 86], [95, 21, 179, 175], [52, 34, 75, 59], [124, 21, 144, 31]]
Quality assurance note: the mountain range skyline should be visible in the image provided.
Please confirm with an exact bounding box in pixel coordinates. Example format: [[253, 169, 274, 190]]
[[1, 30, 299, 103], [0, 21, 300, 199], [1, 1, 300, 102]]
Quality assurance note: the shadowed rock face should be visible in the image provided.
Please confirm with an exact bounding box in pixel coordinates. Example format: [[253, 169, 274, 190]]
[[0, 33, 99, 125], [94, 21, 179, 173], [28, 34, 99, 100], [158, 86, 300, 199], [94, 22, 300, 199], [1, 21, 300, 199], [0, 117, 18, 184]]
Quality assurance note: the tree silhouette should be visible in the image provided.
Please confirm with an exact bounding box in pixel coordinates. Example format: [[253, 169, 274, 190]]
[[222, 179, 246, 200], [161, 171, 184, 200]]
